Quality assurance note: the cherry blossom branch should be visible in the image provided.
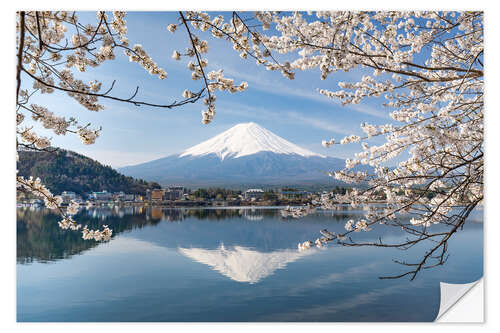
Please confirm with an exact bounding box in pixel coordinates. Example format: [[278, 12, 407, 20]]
[[179, 11, 214, 110], [21, 66, 205, 109]]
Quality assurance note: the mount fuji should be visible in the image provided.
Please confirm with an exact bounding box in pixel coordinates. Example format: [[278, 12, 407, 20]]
[[118, 122, 348, 187]]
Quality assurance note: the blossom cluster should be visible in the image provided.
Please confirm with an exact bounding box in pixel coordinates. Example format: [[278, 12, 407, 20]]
[[17, 176, 62, 209], [321, 139, 335, 147], [82, 225, 113, 242], [58, 216, 81, 231], [344, 219, 371, 232], [125, 44, 167, 79], [30, 104, 71, 135], [17, 176, 112, 241], [298, 229, 335, 251], [58, 69, 104, 111], [109, 11, 128, 40], [281, 205, 316, 218], [18, 127, 51, 149], [77, 127, 100, 145]]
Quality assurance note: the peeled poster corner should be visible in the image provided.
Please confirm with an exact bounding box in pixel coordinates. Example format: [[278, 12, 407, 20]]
[[435, 278, 484, 323]]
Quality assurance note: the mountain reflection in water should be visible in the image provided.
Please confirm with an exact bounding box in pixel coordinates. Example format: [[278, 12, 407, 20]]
[[17, 206, 483, 322], [179, 244, 317, 284]]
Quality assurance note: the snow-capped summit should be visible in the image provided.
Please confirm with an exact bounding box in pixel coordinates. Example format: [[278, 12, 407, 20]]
[[180, 122, 325, 160]]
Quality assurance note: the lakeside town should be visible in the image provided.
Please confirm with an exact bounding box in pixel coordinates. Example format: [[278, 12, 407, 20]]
[[17, 186, 352, 209]]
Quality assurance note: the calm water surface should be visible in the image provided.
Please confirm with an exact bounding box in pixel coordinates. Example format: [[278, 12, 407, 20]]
[[17, 206, 483, 322]]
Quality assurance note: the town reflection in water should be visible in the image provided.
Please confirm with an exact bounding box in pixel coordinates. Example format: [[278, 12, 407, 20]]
[[17, 206, 323, 266]]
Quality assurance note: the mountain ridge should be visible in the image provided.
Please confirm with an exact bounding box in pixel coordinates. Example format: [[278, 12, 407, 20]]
[[118, 123, 353, 187]]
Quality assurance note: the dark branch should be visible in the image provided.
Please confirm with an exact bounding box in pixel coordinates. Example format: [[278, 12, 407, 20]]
[[16, 11, 26, 105]]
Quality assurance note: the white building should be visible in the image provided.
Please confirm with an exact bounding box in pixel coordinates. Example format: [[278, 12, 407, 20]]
[[244, 189, 264, 200], [61, 191, 77, 203]]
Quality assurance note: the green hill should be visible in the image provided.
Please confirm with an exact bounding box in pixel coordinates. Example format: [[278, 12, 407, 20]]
[[17, 149, 161, 196]]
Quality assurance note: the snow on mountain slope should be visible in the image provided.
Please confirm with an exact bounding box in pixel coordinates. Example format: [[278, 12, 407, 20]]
[[180, 122, 325, 160]]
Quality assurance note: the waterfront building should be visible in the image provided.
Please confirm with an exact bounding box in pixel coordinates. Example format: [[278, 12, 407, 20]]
[[113, 192, 135, 202], [244, 189, 264, 200], [91, 190, 113, 201], [165, 186, 187, 200], [123, 194, 135, 201], [151, 189, 166, 201], [278, 188, 309, 200], [61, 191, 77, 203]]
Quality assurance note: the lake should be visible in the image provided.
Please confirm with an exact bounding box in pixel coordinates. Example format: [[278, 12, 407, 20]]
[[16, 206, 483, 322]]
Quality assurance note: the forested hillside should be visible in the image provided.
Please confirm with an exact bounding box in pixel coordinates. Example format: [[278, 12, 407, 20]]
[[17, 149, 161, 195]]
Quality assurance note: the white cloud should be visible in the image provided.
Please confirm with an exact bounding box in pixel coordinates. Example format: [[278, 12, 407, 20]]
[[286, 111, 354, 135]]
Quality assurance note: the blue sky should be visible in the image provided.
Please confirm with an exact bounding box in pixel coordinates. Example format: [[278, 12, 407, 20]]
[[24, 11, 394, 167]]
